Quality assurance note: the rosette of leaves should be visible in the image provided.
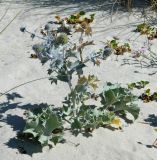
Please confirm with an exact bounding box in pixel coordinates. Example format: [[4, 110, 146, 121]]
[[107, 39, 131, 55], [100, 82, 140, 122], [128, 80, 149, 89], [54, 11, 95, 37], [136, 23, 154, 35], [139, 88, 157, 103], [22, 106, 64, 146], [66, 11, 95, 24], [135, 23, 157, 40]]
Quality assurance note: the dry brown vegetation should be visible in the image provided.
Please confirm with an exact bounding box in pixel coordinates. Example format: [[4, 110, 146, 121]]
[[151, 0, 157, 9], [119, 0, 157, 10]]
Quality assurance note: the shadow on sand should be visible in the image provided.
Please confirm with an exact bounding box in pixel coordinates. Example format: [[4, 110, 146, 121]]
[[144, 114, 157, 127], [0, 0, 150, 13], [0, 92, 50, 155]]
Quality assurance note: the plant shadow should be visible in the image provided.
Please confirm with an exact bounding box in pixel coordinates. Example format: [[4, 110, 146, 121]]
[[0, 92, 50, 156], [137, 141, 154, 149], [121, 57, 157, 75], [5, 137, 42, 155], [1, 0, 150, 15], [144, 114, 157, 127], [137, 114, 157, 149]]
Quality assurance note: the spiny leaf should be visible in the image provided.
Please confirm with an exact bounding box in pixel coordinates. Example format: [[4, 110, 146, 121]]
[[78, 75, 99, 90], [100, 83, 139, 122], [23, 106, 63, 147], [78, 76, 87, 85]]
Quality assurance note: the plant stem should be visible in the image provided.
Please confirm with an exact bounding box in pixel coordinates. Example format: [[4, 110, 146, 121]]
[[63, 49, 78, 117], [80, 49, 83, 62]]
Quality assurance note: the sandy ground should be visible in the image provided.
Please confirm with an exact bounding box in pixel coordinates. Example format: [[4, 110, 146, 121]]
[[0, 1, 157, 160]]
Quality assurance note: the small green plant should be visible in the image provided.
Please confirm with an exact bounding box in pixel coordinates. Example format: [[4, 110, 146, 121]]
[[136, 23, 152, 34], [106, 38, 131, 55], [135, 23, 157, 40], [127, 81, 157, 103], [139, 88, 157, 103], [66, 11, 95, 25], [128, 81, 149, 89], [55, 11, 95, 38]]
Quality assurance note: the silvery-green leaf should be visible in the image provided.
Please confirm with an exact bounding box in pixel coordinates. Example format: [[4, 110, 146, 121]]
[[38, 135, 50, 146], [125, 111, 135, 122], [23, 129, 38, 137]]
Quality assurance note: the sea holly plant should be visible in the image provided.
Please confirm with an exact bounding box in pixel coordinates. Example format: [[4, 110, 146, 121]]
[[20, 12, 140, 147]]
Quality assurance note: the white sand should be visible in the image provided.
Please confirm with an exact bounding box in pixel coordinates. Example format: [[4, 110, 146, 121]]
[[0, 1, 157, 160]]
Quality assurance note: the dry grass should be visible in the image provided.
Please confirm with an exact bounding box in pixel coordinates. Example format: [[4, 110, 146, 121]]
[[151, 0, 157, 9], [120, 0, 133, 11], [119, 0, 157, 10]]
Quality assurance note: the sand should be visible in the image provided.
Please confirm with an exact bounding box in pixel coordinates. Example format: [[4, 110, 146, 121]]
[[0, 1, 157, 160]]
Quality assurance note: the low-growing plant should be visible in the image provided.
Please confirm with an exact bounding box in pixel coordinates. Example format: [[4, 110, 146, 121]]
[[139, 88, 157, 103], [20, 12, 140, 147], [23, 106, 64, 146], [100, 82, 139, 122], [54, 11, 95, 41], [127, 81, 157, 103], [136, 23, 153, 34], [135, 23, 157, 40], [21, 81, 139, 146], [128, 81, 149, 89], [106, 38, 131, 55]]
